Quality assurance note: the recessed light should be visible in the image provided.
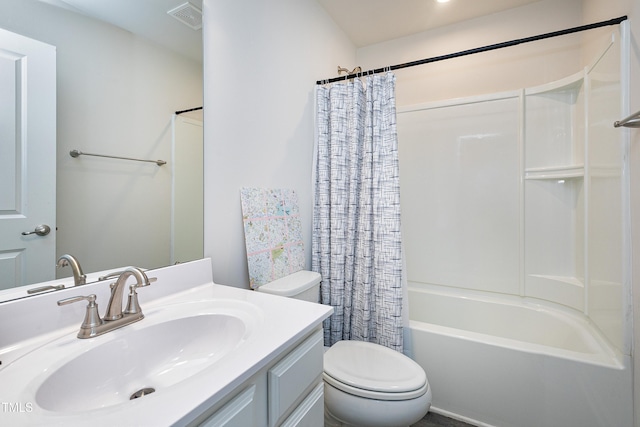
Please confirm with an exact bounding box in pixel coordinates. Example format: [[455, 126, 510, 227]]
[[437, 0, 450, 3]]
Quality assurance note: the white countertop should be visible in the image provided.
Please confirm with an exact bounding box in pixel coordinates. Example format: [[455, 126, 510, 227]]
[[0, 259, 332, 426]]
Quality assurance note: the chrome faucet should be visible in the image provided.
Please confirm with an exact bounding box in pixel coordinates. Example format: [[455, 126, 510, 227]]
[[56, 254, 86, 286], [57, 266, 155, 339]]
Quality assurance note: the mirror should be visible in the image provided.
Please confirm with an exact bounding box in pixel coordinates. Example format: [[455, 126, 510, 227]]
[[0, 0, 203, 298]]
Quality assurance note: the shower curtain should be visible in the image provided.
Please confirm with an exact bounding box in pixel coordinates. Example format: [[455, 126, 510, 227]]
[[312, 72, 404, 352]]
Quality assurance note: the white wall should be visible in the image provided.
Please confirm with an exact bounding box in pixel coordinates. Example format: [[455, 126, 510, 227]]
[[202, 0, 355, 287], [0, 0, 203, 275], [357, 0, 585, 108]]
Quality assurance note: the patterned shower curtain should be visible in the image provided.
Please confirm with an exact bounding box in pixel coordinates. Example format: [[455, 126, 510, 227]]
[[312, 72, 404, 352]]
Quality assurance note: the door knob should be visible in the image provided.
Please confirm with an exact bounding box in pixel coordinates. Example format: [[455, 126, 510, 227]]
[[22, 224, 51, 236]]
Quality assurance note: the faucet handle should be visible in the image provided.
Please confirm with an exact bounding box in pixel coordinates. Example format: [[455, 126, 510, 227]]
[[57, 294, 96, 306], [57, 294, 103, 338], [124, 278, 155, 315], [141, 277, 157, 287]]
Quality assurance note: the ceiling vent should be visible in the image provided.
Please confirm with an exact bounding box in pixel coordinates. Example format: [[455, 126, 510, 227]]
[[167, 2, 202, 30]]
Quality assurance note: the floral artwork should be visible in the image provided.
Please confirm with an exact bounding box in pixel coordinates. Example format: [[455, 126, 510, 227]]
[[240, 188, 304, 288]]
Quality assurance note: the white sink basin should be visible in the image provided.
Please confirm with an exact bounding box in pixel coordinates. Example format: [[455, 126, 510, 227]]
[[2, 299, 262, 415]]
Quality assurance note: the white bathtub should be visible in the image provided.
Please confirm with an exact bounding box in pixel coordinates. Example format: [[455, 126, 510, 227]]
[[406, 284, 632, 427]]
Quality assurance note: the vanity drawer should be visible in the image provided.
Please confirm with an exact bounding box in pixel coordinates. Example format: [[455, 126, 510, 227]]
[[268, 329, 324, 426]]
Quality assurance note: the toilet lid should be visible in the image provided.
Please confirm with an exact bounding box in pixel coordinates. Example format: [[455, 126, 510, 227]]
[[256, 270, 321, 297], [323, 340, 426, 394]]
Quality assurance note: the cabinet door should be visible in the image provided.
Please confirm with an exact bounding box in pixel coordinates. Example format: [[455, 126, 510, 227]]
[[280, 383, 324, 427], [199, 385, 257, 427], [268, 329, 324, 426]]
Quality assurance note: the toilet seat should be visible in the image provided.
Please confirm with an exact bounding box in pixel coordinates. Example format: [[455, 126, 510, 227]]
[[323, 340, 427, 401], [323, 372, 428, 401]]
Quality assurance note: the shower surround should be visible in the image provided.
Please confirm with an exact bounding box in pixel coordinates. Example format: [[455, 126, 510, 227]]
[[397, 26, 631, 427]]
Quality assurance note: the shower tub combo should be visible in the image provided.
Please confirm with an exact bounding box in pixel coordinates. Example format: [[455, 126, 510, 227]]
[[405, 284, 631, 427], [398, 28, 631, 427]]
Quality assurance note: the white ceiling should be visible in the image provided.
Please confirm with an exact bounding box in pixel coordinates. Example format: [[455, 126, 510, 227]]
[[39, 0, 543, 60]]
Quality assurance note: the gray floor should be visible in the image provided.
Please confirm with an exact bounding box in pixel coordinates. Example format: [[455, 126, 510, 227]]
[[411, 412, 475, 427]]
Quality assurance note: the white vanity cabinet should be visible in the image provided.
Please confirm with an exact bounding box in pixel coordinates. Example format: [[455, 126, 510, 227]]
[[191, 328, 325, 427]]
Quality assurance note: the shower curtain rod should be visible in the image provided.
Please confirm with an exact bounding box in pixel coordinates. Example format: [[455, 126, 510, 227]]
[[316, 16, 628, 85], [175, 106, 203, 115]]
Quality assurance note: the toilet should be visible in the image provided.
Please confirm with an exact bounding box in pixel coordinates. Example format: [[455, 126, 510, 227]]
[[257, 270, 432, 427]]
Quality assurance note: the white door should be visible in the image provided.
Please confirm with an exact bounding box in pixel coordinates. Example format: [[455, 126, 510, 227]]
[[0, 28, 56, 290]]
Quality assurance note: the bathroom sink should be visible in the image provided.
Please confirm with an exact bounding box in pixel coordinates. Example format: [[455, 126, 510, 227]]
[[3, 299, 262, 414]]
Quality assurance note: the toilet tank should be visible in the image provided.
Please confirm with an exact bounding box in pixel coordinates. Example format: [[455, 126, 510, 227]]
[[256, 270, 321, 303]]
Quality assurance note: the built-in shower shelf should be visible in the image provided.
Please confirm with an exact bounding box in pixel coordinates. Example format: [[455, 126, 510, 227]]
[[525, 165, 584, 180], [528, 274, 584, 288], [524, 70, 584, 96]]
